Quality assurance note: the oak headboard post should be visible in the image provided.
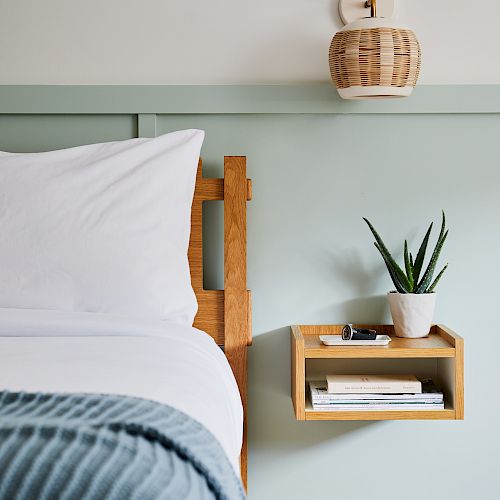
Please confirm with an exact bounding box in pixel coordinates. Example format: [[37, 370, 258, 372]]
[[223, 156, 251, 487], [188, 156, 251, 489]]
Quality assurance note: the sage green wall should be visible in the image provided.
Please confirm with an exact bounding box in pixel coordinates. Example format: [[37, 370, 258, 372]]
[[0, 109, 498, 500]]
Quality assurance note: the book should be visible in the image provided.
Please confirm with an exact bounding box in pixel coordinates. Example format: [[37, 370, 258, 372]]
[[311, 402, 445, 411], [326, 374, 422, 394], [309, 380, 442, 402]]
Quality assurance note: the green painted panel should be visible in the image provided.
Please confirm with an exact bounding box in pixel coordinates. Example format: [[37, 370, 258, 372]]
[[0, 114, 137, 152], [0, 84, 499, 114], [0, 104, 497, 499], [155, 113, 500, 500]]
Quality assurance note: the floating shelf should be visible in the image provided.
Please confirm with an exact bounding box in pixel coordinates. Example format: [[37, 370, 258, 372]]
[[291, 324, 464, 421]]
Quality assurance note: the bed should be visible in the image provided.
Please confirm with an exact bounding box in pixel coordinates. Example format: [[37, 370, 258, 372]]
[[0, 130, 251, 499]]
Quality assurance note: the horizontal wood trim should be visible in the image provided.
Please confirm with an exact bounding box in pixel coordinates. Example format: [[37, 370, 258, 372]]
[[0, 85, 499, 114], [304, 347, 455, 359], [193, 178, 252, 201], [305, 406, 456, 421]]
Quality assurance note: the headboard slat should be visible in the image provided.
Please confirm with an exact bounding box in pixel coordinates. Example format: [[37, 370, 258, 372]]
[[223, 156, 250, 484]]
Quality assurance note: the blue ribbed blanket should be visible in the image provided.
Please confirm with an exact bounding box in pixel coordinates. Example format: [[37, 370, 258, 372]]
[[0, 391, 244, 500]]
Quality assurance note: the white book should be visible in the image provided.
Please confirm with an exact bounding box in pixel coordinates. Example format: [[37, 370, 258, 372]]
[[312, 400, 443, 407], [326, 374, 422, 394], [313, 398, 443, 405], [309, 381, 442, 401], [312, 399, 444, 406], [312, 403, 445, 411]]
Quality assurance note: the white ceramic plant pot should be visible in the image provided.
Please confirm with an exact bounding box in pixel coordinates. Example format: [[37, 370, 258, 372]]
[[387, 292, 437, 338]]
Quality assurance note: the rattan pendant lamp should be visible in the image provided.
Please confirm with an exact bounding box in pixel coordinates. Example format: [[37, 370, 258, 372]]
[[329, 0, 421, 99]]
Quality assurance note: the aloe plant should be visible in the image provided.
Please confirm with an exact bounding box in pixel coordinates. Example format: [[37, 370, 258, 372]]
[[363, 212, 448, 294]]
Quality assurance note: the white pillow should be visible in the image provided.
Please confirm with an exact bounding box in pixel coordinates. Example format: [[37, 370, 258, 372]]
[[0, 129, 204, 325]]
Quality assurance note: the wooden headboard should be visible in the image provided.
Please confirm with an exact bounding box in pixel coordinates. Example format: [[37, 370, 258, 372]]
[[189, 156, 252, 487]]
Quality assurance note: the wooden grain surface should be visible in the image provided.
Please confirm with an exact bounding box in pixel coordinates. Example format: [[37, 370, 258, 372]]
[[304, 400, 456, 421], [436, 325, 464, 419], [189, 160, 251, 346], [454, 335, 464, 419], [291, 325, 305, 420], [188, 158, 251, 488], [223, 156, 250, 488]]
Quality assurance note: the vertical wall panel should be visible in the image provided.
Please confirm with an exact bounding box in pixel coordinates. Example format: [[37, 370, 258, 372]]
[[137, 113, 157, 138]]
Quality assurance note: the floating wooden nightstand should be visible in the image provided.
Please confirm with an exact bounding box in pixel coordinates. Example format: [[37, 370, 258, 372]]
[[291, 324, 464, 421]]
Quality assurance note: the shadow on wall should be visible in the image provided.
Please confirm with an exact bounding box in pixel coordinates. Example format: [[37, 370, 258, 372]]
[[309, 295, 390, 328], [328, 248, 388, 297], [329, 295, 389, 325], [248, 326, 373, 452], [247, 296, 389, 452]]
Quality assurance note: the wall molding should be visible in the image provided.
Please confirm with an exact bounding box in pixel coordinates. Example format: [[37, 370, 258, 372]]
[[0, 85, 499, 114]]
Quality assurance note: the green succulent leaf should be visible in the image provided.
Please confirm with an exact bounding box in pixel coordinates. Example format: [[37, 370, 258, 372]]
[[363, 212, 449, 295], [404, 240, 414, 291], [428, 263, 448, 293], [413, 222, 433, 284], [374, 243, 409, 293], [363, 218, 412, 292], [438, 210, 446, 241], [416, 229, 448, 293]]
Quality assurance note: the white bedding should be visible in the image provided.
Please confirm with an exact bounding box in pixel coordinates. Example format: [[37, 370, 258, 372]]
[[0, 308, 243, 473]]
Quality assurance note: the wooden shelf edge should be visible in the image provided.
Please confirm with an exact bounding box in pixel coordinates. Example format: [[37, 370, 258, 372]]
[[295, 324, 458, 359], [435, 324, 463, 347], [304, 348, 455, 359], [304, 407, 456, 421], [291, 326, 306, 420]]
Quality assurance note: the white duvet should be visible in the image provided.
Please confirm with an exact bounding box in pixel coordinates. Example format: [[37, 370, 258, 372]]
[[0, 308, 243, 473]]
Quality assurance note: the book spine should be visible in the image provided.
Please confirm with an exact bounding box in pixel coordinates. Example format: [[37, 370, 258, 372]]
[[327, 381, 422, 394]]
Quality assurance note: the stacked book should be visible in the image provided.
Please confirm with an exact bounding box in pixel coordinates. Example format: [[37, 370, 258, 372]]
[[309, 375, 444, 411]]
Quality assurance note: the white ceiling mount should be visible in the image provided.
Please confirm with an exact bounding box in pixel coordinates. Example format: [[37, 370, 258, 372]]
[[339, 0, 395, 25]]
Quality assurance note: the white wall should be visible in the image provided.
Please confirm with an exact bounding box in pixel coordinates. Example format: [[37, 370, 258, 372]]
[[0, 0, 498, 85]]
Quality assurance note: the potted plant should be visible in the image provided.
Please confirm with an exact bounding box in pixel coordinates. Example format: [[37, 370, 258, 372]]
[[363, 212, 448, 338]]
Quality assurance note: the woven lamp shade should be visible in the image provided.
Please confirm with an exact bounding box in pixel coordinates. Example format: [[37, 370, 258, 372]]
[[329, 17, 421, 99]]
